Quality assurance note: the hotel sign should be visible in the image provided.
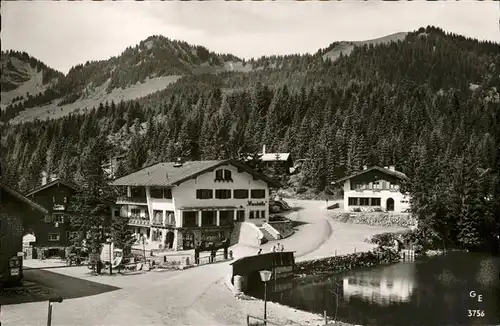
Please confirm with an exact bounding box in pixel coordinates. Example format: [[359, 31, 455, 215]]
[[247, 201, 266, 206], [53, 204, 65, 211]]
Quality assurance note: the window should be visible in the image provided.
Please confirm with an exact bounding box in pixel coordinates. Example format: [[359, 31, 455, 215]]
[[196, 189, 213, 199], [250, 189, 266, 199], [202, 211, 216, 226], [215, 169, 233, 182], [45, 215, 52, 223], [52, 214, 64, 223], [360, 198, 370, 206], [52, 196, 56, 203], [151, 187, 172, 199], [373, 182, 380, 190], [215, 189, 232, 199], [371, 198, 381, 206], [219, 211, 234, 226], [236, 210, 245, 222], [153, 210, 163, 224], [152, 229, 162, 242], [48, 233, 60, 241], [233, 189, 249, 199], [150, 187, 163, 198], [348, 197, 358, 206], [166, 211, 175, 225], [63, 197, 68, 203], [182, 211, 197, 227], [249, 210, 264, 219], [113, 210, 119, 217]]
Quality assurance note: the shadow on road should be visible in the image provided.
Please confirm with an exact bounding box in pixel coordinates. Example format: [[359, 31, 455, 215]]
[[0, 269, 120, 306], [291, 220, 309, 227]]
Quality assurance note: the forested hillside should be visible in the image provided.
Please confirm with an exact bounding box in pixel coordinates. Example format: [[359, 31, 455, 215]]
[[1, 26, 499, 252], [0, 50, 63, 113]]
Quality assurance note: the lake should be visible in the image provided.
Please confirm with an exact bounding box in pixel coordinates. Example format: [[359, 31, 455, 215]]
[[249, 252, 500, 326]]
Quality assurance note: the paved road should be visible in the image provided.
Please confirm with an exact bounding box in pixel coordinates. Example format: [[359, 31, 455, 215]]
[[2, 200, 392, 326]]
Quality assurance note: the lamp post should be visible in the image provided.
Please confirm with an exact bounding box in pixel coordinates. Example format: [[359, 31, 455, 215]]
[[46, 296, 63, 326], [259, 270, 272, 326]]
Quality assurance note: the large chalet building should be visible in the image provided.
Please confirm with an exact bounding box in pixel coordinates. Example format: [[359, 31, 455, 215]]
[[110, 159, 281, 251], [332, 165, 411, 213], [24, 174, 120, 258]]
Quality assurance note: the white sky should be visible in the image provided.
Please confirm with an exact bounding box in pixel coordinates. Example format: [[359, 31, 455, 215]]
[[2, 1, 499, 74]]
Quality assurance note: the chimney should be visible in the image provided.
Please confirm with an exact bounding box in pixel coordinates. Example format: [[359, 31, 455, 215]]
[[41, 171, 48, 186], [262, 145, 266, 154], [389, 165, 395, 171], [363, 165, 368, 170]]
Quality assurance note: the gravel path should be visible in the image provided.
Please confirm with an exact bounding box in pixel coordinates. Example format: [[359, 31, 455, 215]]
[[2, 200, 396, 326]]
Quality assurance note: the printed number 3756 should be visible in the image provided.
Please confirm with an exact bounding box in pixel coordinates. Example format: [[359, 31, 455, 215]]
[[468, 310, 485, 317]]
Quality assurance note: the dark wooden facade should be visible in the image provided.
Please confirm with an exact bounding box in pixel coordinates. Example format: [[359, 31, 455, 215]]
[[25, 180, 78, 251], [0, 182, 48, 284]]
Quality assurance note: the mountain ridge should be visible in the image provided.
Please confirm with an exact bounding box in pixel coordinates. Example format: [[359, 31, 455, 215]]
[[1, 26, 498, 124]]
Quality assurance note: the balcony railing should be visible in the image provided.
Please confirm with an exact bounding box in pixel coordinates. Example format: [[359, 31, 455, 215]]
[[117, 196, 147, 204], [53, 204, 66, 211], [128, 218, 150, 226]]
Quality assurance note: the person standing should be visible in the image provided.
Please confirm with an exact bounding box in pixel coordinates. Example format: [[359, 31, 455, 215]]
[[280, 244, 285, 252]]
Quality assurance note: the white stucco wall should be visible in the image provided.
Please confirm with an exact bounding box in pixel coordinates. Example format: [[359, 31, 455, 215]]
[[172, 164, 270, 225], [343, 179, 410, 213]]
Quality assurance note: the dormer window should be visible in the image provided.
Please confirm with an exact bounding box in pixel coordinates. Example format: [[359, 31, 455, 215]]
[[215, 169, 233, 182]]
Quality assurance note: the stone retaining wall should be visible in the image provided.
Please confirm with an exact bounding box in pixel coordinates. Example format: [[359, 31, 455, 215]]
[[330, 212, 417, 229], [294, 248, 400, 276]]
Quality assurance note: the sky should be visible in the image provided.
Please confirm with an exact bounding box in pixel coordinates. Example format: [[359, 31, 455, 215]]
[[2, 1, 499, 75]]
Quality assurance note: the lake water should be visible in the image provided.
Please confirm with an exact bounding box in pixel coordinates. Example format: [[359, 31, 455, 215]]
[[249, 252, 500, 326]]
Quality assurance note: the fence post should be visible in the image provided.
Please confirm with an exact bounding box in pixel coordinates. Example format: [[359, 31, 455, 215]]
[[246, 315, 250, 326]]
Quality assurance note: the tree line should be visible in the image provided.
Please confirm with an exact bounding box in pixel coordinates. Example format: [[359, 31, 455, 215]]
[[1, 26, 499, 253]]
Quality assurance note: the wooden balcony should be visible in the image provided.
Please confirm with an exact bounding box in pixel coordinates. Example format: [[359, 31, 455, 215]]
[[128, 218, 150, 227], [117, 196, 147, 205]]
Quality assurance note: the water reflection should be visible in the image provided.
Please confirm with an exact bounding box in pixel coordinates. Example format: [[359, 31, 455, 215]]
[[249, 252, 500, 326], [342, 262, 416, 306]]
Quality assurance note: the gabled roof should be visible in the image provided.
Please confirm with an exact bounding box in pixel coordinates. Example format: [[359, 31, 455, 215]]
[[331, 166, 409, 185], [0, 181, 49, 214], [261, 153, 291, 162], [110, 159, 282, 188], [25, 179, 79, 197]]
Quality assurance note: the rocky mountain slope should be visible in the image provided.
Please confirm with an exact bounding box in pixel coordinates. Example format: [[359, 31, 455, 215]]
[[2, 33, 409, 123], [0, 51, 63, 112]]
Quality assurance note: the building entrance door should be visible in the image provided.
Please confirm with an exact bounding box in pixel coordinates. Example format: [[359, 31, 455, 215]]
[[165, 231, 174, 249], [386, 198, 395, 211]]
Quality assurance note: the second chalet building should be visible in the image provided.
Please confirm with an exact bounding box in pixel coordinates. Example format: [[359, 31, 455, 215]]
[[110, 159, 281, 251]]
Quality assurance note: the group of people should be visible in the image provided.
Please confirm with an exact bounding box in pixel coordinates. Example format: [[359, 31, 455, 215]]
[[257, 242, 285, 255]]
